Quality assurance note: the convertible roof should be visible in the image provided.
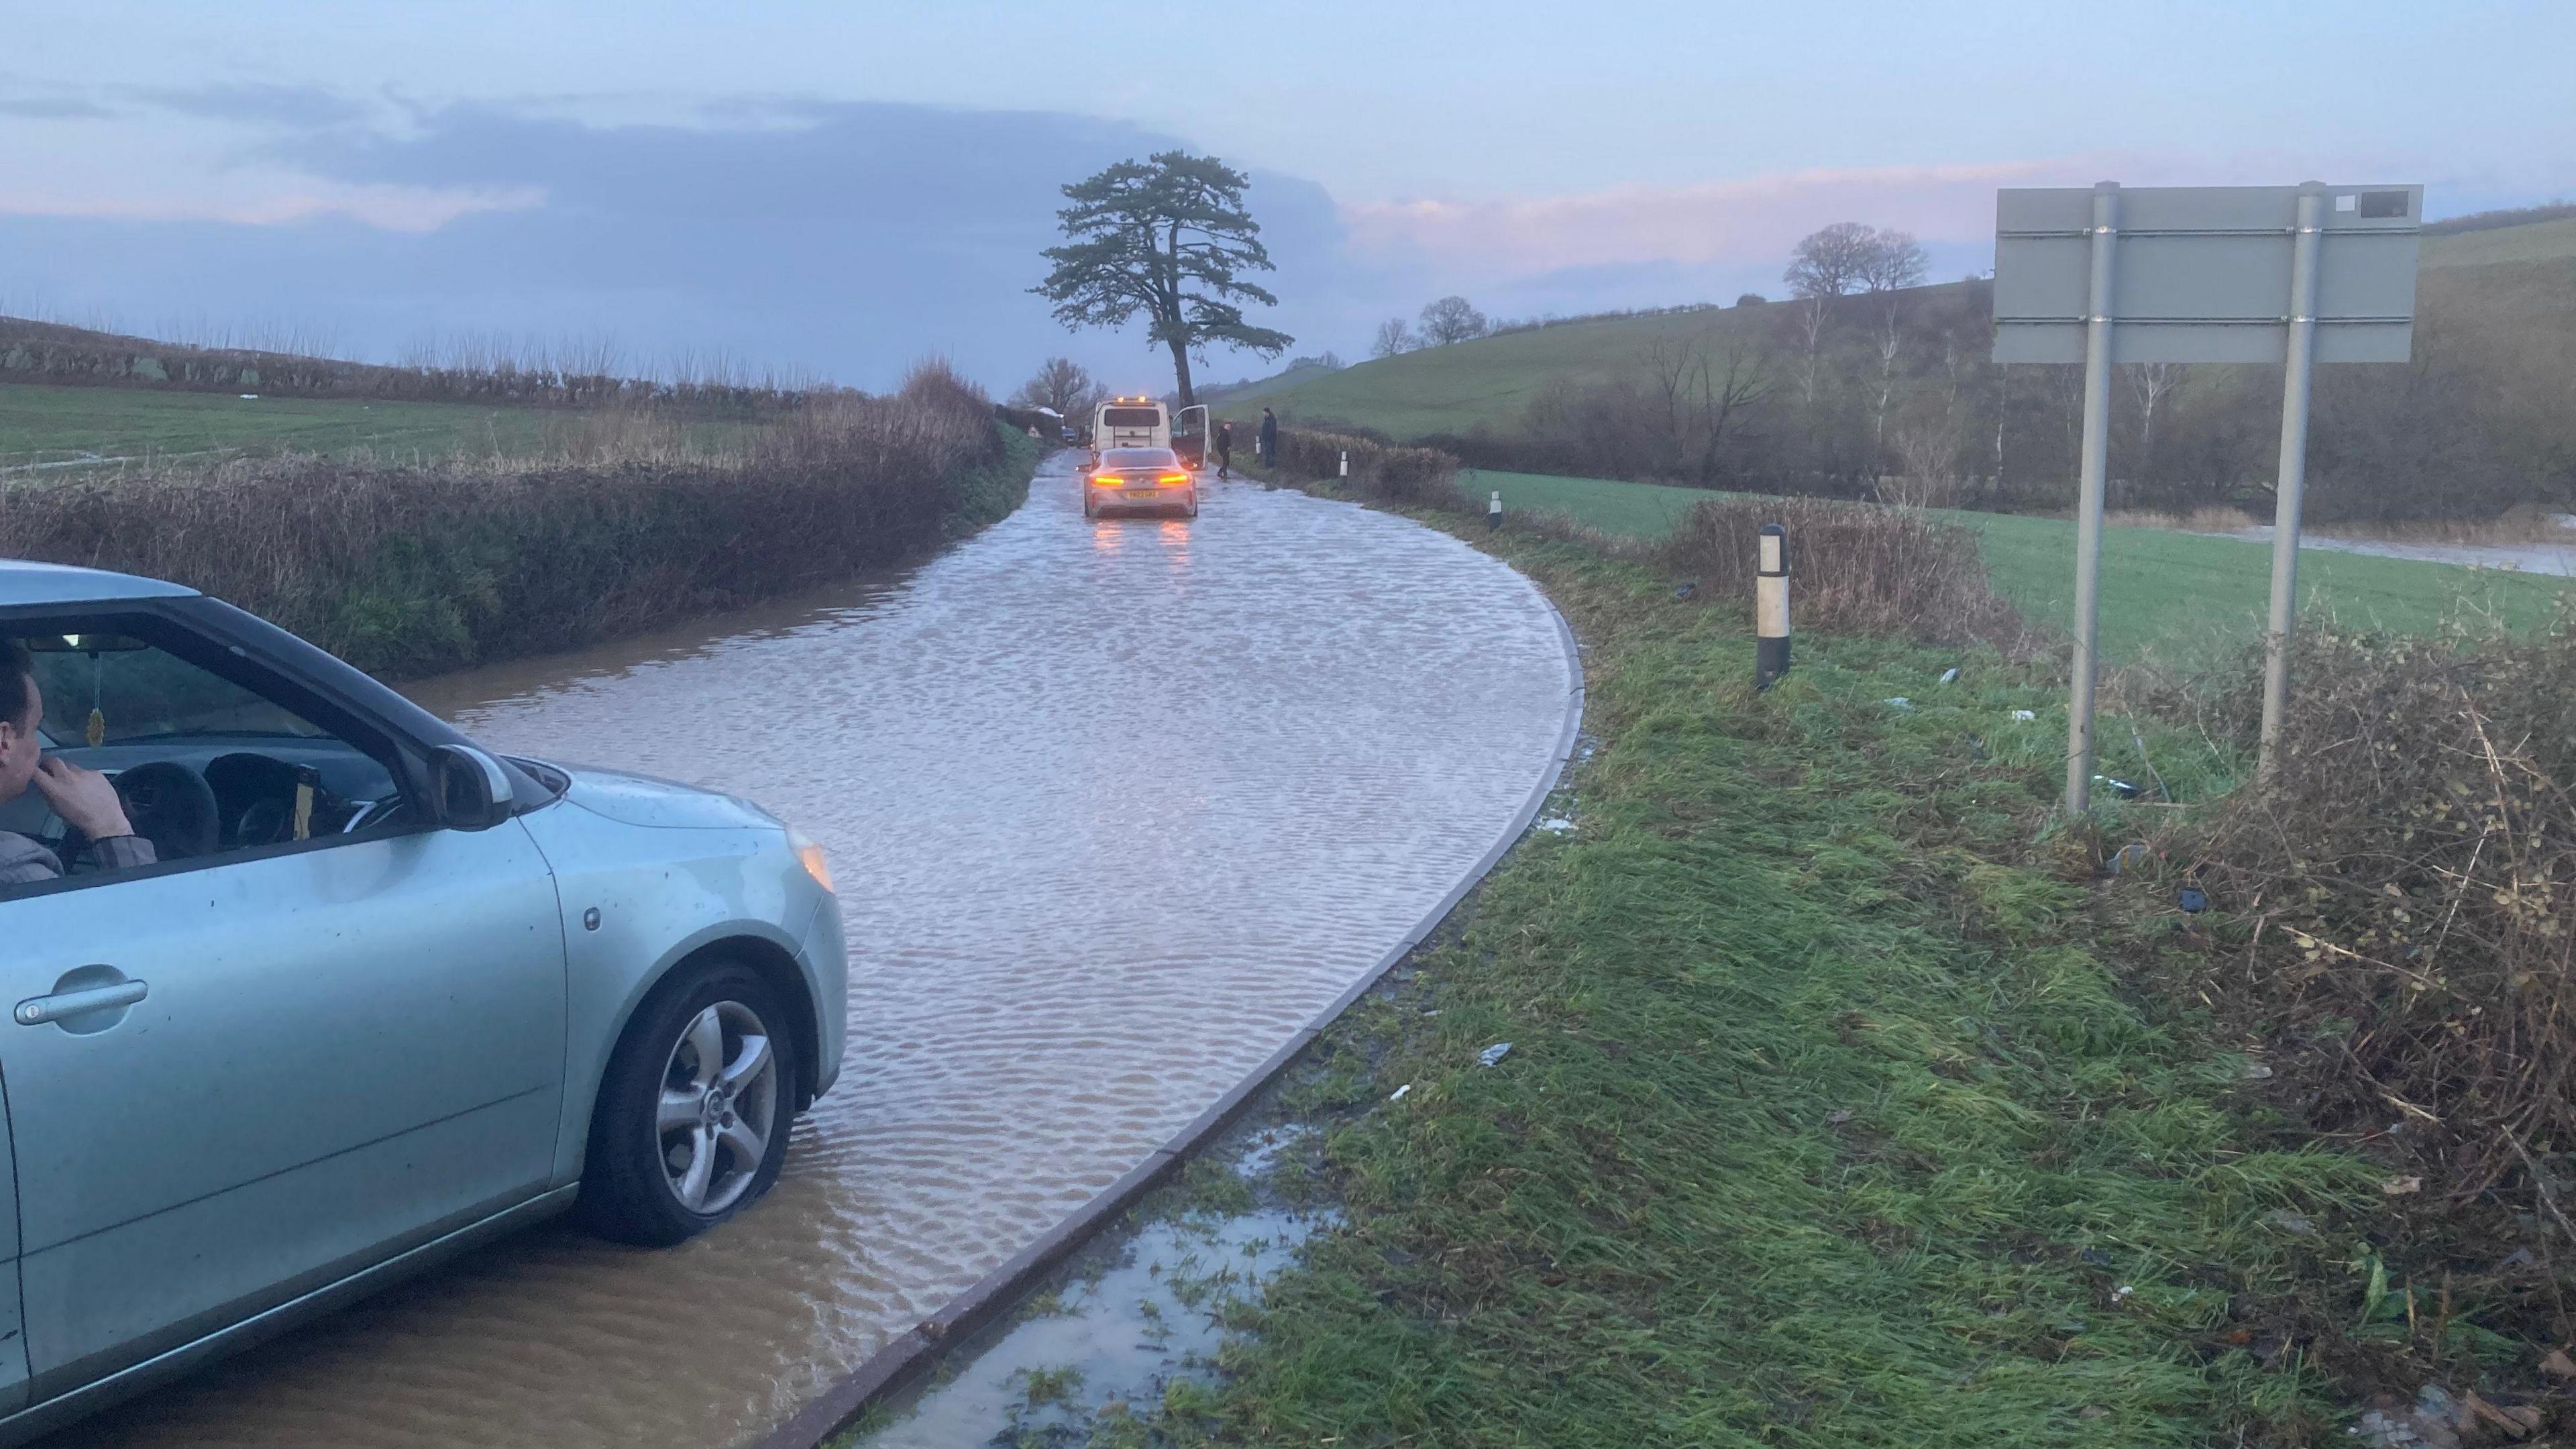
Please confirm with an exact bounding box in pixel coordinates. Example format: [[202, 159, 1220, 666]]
[[0, 558, 198, 608]]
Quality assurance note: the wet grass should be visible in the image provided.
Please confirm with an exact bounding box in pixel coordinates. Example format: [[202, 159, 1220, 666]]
[[1459, 467, 2576, 667], [1160, 535, 2389, 1446]]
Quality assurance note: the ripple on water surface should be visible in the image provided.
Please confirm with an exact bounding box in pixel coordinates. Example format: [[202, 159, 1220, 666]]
[[64, 460, 1574, 1449]]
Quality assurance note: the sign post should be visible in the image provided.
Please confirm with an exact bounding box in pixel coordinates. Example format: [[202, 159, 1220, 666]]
[[2259, 184, 2328, 775], [1993, 181, 2420, 812], [2065, 182, 2120, 814]]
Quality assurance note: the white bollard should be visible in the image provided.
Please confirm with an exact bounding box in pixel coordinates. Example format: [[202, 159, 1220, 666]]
[[1487, 490, 1503, 529], [1756, 523, 1790, 690], [1339, 450, 1348, 478]]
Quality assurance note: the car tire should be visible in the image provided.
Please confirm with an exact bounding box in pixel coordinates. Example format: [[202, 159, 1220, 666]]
[[575, 959, 800, 1247], [1083, 492, 1098, 520], [1183, 491, 1201, 519]]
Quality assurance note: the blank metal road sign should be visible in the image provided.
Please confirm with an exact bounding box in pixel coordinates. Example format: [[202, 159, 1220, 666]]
[[1993, 184, 2421, 364]]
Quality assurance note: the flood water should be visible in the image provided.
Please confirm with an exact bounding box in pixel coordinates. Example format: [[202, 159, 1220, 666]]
[[2206, 524, 2576, 576], [62, 453, 1576, 1448]]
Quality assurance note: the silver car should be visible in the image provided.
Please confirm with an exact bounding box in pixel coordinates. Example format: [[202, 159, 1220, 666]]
[[0, 560, 847, 1442]]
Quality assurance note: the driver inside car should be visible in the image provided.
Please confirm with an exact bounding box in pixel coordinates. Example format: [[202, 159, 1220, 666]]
[[0, 640, 154, 884]]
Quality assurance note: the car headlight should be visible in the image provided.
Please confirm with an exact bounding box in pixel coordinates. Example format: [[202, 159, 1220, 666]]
[[788, 826, 834, 894]]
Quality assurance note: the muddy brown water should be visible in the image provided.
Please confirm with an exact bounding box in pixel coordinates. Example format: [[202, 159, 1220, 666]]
[[61, 455, 1575, 1448]]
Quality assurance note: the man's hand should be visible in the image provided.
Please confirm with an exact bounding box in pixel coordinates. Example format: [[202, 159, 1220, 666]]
[[30, 757, 135, 841]]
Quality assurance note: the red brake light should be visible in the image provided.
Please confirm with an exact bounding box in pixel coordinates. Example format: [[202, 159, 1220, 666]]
[[1159, 472, 1188, 484]]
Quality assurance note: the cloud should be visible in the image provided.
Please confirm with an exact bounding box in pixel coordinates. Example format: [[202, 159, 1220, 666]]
[[0, 96, 117, 121], [136, 82, 376, 129], [0, 99, 1347, 390], [1341, 159, 2115, 284], [3, 178, 545, 232]]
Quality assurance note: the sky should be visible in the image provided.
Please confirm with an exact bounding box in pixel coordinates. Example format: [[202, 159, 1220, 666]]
[[2, 0, 2569, 392]]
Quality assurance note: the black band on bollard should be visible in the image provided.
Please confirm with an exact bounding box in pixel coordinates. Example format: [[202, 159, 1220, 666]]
[[1755, 522, 1790, 691], [1757, 633, 1791, 688]]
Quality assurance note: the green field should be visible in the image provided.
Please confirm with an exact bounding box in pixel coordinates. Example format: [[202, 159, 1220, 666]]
[[1470, 468, 2576, 663], [1224, 305, 1778, 437], [0, 382, 576, 472], [0, 381, 763, 476]]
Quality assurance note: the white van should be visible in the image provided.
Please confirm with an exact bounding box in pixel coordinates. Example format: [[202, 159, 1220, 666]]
[[1091, 396, 1169, 452]]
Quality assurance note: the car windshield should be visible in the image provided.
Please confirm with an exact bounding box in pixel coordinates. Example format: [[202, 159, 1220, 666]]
[[21, 635, 328, 747], [1101, 448, 1177, 469]]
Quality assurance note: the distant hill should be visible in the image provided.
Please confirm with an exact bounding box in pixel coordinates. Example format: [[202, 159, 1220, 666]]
[[1227, 211, 2576, 443], [1219, 209, 2576, 519], [1215, 301, 1795, 439]]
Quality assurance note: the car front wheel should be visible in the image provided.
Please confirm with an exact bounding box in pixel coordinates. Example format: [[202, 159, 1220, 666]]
[[576, 960, 799, 1246]]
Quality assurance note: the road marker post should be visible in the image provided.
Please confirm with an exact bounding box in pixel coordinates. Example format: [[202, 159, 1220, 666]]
[[1339, 450, 1348, 478], [1755, 523, 1790, 690], [1487, 490, 1502, 529]]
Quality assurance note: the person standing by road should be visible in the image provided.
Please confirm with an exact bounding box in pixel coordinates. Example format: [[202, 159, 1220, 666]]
[[1258, 407, 1278, 469], [1215, 420, 1234, 479]]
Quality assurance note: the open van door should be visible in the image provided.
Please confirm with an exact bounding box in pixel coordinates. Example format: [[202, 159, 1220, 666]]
[[1173, 405, 1210, 469]]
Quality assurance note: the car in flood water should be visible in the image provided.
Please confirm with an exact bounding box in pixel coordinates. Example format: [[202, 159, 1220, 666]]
[[1083, 445, 1200, 520], [0, 559, 847, 1444]]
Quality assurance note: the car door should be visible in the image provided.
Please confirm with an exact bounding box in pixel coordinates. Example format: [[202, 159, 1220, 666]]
[[0, 817, 568, 1401]]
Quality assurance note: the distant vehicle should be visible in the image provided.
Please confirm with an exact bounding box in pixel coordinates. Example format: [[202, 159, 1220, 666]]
[[1060, 425, 1077, 444], [0, 559, 847, 1442], [1091, 396, 1169, 453], [1083, 445, 1199, 520]]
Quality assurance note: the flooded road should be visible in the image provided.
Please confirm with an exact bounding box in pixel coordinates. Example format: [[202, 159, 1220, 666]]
[[64, 453, 1576, 1448]]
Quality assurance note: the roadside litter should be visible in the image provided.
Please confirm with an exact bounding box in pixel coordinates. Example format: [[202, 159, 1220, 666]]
[[1477, 1042, 1512, 1067], [1387, 1083, 1411, 1102]]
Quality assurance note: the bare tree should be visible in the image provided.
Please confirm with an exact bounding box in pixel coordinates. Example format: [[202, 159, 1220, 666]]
[[1371, 318, 1416, 358], [2128, 362, 2184, 452], [1784, 222, 1880, 299], [1793, 294, 1831, 411], [1638, 335, 1699, 458], [1009, 356, 1104, 419], [1859, 229, 1929, 459], [1783, 223, 1878, 426], [1417, 295, 1489, 345], [1888, 390, 1966, 508], [1873, 326, 1904, 459], [1688, 341, 1772, 483], [1858, 229, 1929, 296]]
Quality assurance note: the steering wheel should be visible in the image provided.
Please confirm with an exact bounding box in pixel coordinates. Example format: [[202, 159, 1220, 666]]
[[107, 761, 221, 861]]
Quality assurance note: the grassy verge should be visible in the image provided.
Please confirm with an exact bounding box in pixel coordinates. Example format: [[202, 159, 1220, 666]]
[[1174, 520, 2396, 1446], [1462, 467, 2576, 666]]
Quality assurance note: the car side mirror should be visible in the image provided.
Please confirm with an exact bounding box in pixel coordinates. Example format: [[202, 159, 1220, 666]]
[[431, 744, 515, 830]]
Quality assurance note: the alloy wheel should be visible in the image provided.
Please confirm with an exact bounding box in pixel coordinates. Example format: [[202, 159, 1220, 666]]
[[654, 1000, 780, 1216]]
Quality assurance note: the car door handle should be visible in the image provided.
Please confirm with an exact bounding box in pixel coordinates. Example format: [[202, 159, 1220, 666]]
[[15, 979, 149, 1026]]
